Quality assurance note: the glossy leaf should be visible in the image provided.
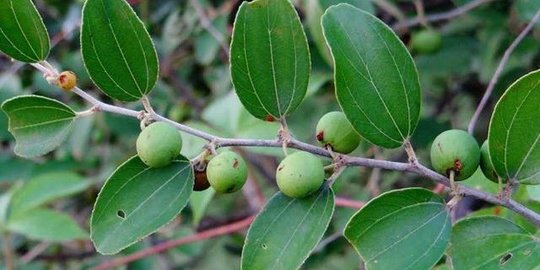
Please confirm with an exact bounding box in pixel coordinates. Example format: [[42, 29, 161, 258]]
[[10, 172, 90, 214], [230, 0, 311, 120], [1, 95, 76, 158], [449, 216, 539, 270], [305, 0, 373, 66], [241, 188, 334, 270], [488, 70, 540, 184], [344, 188, 450, 270], [91, 155, 194, 255], [322, 4, 421, 148], [81, 0, 159, 101], [7, 208, 87, 241], [0, 0, 50, 63]]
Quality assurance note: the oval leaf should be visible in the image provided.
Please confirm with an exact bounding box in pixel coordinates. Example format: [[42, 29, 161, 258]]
[[0, 0, 50, 63], [241, 188, 335, 270], [91, 155, 194, 255], [344, 188, 450, 270], [81, 0, 159, 101], [230, 0, 311, 120], [7, 208, 88, 241], [322, 4, 421, 148], [1, 95, 76, 158], [449, 216, 539, 270], [488, 70, 540, 184]]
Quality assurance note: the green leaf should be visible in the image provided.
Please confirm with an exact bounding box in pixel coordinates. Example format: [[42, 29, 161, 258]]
[[449, 216, 539, 270], [10, 172, 90, 214], [488, 70, 540, 184], [241, 188, 335, 270], [81, 0, 159, 101], [7, 208, 87, 241], [230, 0, 311, 120], [344, 188, 450, 270], [91, 155, 194, 255], [190, 188, 215, 226], [1, 95, 76, 158], [322, 4, 421, 148], [305, 0, 374, 66], [0, 0, 50, 63]]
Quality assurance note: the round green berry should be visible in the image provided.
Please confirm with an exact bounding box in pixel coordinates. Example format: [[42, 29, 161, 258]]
[[136, 122, 182, 168], [276, 152, 325, 198], [316, 111, 361, 154], [411, 29, 442, 54], [207, 151, 247, 193], [430, 129, 480, 181], [480, 140, 503, 183]]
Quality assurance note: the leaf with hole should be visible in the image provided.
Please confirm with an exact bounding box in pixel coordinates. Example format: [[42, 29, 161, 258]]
[[241, 187, 334, 270], [0, 0, 50, 63], [1, 95, 76, 158], [81, 0, 159, 101], [488, 70, 540, 184], [322, 4, 421, 148], [230, 0, 311, 120], [344, 188, 450, 270], [7, 208, 87, 241], [90, 155, 193, 254], [449, 216, 540, 270]]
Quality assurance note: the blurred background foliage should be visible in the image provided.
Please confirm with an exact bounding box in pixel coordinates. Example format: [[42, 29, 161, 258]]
[[0, 0, 540, 269]]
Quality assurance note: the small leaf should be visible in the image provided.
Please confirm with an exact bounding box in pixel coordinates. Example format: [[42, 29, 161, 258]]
[[488, 70, 540, 184], [322, 4, 421, 148], [0, 0, 50, 63], [241, 188, 335, 270], [190, 188, 215, 226], [1, 95, 76, 158], [230, 0, 311, 120], [7, 208, 87, 241], [344, 188, 451, 270], [91, 155, 194, 255], [10, 172, 90, 214], [449, 216, 540, 270], [81, 0, 159, 101]]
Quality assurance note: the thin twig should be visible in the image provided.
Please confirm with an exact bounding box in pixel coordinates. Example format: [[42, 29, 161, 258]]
[[467, 8, 540, 134], [2, 232, 14, 270], [335, 197, 365, 209], [189, 0, 229, 57], [392, 0, 493, 31]]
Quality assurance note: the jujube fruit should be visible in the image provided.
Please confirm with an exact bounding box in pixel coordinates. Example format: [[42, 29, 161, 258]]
[[57, 71, 77, 91], [430, 129, 480, 181], [411, 29, 442, 54], [193, 163, 211, 191], [207, 151, 247, 193], [276, 151, 325, 198], [480, 140, 503, 183], [316, 111, 361, 154], [136, 122, 182, 168]]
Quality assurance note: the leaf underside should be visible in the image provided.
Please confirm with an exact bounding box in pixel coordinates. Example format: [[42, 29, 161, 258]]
[[1, 95, 76, 158], [81, 0, 159, 101], [230, 0, 311, 120], [0, 0, 50, 63], [489, 69, 540, 184], [322, 4, 421, 149], [344, 188, 451, 270], [241, 188, 335, 270]]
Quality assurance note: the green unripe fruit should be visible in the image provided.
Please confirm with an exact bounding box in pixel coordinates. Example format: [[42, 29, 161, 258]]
[[430, 129, 480, 181], [316, 111, 361, 154], [480, 140, 503, 183], [136, 122, 182, 168], [276, 152, 325, 198], [207, 151, 248, 193], [411, 29, 442, 54]]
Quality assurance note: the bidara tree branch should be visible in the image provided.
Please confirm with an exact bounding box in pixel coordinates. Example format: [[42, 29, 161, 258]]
[[29, 61, 540, 227]]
